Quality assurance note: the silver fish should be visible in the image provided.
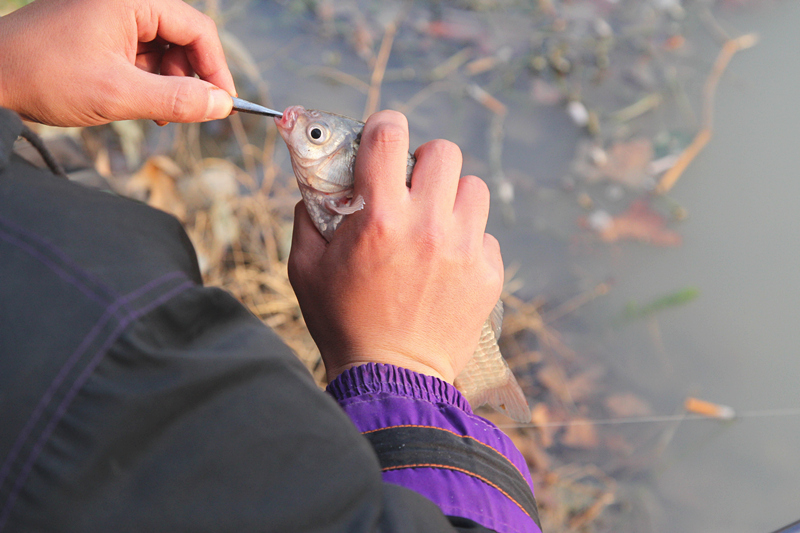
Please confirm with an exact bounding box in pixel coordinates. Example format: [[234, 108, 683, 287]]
[[276, 105, 531, 423]]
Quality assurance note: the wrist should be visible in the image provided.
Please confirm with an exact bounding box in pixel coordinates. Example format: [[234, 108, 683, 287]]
[[0, 8, 27, 117], [324, 354, 453, 384], [0, 17, 9, 110], [326, 363, 471, 412]]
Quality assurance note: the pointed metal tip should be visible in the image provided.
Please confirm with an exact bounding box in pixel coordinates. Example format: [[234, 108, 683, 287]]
[[231, 97, 283, 118]]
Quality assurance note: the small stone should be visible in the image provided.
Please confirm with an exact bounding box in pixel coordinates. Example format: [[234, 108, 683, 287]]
[[606, 184, 624, 201], [497, 179, 515, 204], [567, 101, 589, 127], [588, 209, 613, 232]]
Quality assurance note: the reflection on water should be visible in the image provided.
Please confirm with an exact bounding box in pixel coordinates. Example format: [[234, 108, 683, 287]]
[[229, 0, 800, 530]]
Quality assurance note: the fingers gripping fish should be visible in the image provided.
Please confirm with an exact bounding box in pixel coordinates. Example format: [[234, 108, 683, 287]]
[[276, 105, 531, 424]]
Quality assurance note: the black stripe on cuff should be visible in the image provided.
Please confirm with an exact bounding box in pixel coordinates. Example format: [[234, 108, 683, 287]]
[[363, 425, 540, 527]]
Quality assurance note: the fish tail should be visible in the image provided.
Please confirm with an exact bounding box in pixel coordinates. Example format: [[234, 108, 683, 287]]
[[454, 310, 531, 424], [469, 370, 532, 424]]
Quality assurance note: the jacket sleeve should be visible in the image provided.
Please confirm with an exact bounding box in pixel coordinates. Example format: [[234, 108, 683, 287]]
[[0, 107, 529, 533], [328, 364, 542, 533]]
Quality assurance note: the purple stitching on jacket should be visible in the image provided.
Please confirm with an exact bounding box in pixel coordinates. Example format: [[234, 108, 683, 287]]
[[0, 227, 109, 307], [0, 214, 120, 303], [0, 272, 189, 524], [0, 279, 193, 531]]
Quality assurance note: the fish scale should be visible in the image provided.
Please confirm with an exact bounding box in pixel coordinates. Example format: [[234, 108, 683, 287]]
[[275, 105, 531, 424]]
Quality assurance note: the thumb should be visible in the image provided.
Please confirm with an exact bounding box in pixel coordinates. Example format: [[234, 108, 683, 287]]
[[111, 65, 233, 123]]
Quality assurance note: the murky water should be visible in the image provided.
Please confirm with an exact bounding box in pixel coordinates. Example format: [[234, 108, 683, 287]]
[[603, 4, 800, 531], [229, 1, 800, 530]]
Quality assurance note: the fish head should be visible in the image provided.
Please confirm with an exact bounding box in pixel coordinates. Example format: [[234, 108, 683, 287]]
[[275, 105, 362, 194]]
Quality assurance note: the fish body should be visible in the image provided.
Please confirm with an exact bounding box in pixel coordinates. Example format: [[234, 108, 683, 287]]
[[276, 105, 531, 423]]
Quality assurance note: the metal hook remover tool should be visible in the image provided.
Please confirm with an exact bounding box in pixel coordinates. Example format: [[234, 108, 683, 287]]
[[230, 97, 283, 118]]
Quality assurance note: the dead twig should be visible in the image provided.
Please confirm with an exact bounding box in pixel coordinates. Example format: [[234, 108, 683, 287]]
[[363, 22, 397, 120], [397, 80, 454, 115], [544, 282, 611, 325], [299, 66, 371, 94], [656, 33, 758, 194]]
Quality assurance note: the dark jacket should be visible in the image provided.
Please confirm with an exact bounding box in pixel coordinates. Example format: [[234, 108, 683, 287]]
[[0, 108, 539, 532]]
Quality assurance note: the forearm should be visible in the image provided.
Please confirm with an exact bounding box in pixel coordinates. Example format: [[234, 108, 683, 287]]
[[0, 0, 234, 127], [328, 363, 542, 533], [0, 140, 485, 531], [0, 9, 20, 113]]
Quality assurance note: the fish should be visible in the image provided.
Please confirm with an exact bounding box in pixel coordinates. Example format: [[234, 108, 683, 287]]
[[275, 105, 531, 424]]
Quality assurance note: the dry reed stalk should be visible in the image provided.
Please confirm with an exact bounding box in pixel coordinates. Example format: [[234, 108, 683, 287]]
[[397, 81, 454, 115], [656, 33, 758, 194], [567, 491, 615, 531], [300, 66, 371, 94], [228, 112, 258, 177], [543, 282, 611, 324], [502, 293, 576, 359], [363, 21, 397, 120]]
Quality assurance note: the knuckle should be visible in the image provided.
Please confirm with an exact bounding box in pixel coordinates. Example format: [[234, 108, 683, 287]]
[[198, 12, 216, 30], [370, 109, 407, 126], [367, 120, 407, 149], [362, 211, 400, 242], [287, 249, 307, 290], [461, 174, 490, 197], [419, 139, 462, 162], [483, 234, 504, 286], [169, 83, 199, 122], [417, 225, 447, 253], [484, 232, 501, 256]]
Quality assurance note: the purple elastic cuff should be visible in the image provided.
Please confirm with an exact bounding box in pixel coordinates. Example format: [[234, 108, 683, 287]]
[[327, 363, 541, 533], [326, 362, 472, 412]]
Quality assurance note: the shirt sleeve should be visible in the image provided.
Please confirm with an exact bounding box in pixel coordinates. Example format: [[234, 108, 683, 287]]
[[0, 127, 495, 533], [327, 363, 542, 533]]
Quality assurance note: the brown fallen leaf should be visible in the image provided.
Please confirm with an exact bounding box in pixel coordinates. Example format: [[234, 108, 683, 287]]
[[536, 364, 572, 404], [601, 138, 654, 187], [521, 437, 551, 472], [530, 78, 564, 106], [426, 20, 479, 42], [351, 16, 375, 63], [126, 156, 186, 222], [531, 402, 556, 448], [565, 366, 605, 403], [561, 417, 599, 449], [603, 433, 635, 456], [584, 199, 682, 246], [604, 393, 653, 418]]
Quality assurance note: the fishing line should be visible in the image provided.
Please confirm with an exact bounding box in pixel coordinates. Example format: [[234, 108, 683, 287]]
[[495, 407, 800, 429]]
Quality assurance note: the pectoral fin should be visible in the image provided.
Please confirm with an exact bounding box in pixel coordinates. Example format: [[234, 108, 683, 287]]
[[326, 195, 365, 215]]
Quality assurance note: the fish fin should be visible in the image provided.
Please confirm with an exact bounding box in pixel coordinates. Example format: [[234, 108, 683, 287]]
[[489, 299, 503, 340], [326, 195, 364, 215], [467, 371, 531, 424]]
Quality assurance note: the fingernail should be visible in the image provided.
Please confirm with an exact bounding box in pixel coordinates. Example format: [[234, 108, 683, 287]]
[[205, 88, 233, 121]]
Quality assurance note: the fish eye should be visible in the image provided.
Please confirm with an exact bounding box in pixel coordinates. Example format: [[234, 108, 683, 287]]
[[306, 123, 329, 144]]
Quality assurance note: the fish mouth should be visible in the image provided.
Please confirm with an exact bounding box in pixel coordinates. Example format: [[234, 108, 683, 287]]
[[274, 105, 305, 134]]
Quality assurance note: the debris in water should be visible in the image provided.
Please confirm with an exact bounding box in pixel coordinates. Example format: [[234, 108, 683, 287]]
[[567, 100, 589, 127], [562, 417, 600, 449], [684, 397, 736, 420], [605, 393, 653, 418], [582, 199, 682, 246], [620, 286, 699, 322]]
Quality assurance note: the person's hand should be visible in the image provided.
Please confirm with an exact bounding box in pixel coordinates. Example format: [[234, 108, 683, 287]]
[[0, 0, 235, 126], [288, 111, 504, 384]]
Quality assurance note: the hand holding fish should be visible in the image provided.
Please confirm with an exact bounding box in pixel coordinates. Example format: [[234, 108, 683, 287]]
[[0, 0, 235, 126], [288, 110, 504, 385]]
